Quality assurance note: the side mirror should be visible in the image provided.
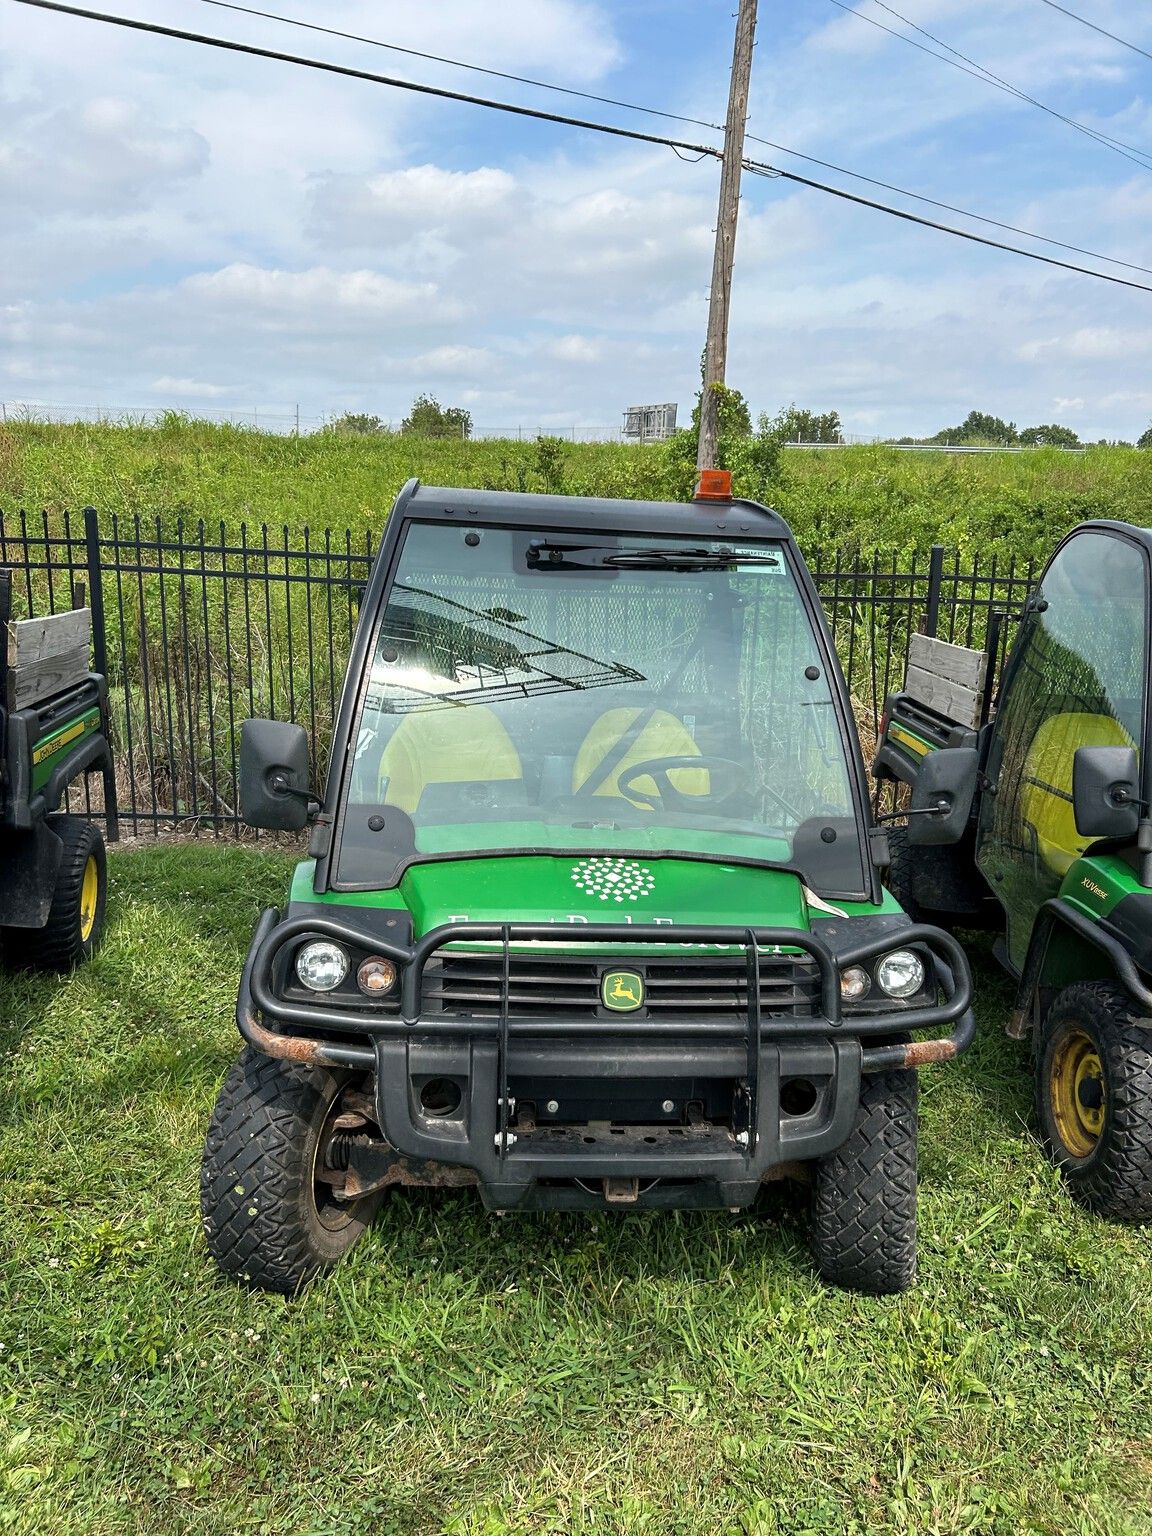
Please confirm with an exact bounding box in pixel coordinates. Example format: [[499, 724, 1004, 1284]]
[[907, 746, 978, 846], [239, 719, 312, 831], [1073, 745, 1141, 840]]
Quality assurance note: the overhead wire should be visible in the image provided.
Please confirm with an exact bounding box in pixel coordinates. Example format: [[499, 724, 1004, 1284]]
[[10, 0, 1152, 294], [188, 0, 729, 134], [1034, 0, 1152, 66], [741, 161, 1152, 292], [8, 0, 724, 158], [745, 133, 1152, 275], [183, 0, 1152, 277], [825, 0, 1152, 171]]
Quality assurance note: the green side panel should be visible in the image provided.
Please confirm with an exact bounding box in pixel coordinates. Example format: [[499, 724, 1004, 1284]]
[[291, 853, 895, 954], [289, 859, 406, 910], [1059, 852, 1147, 921], [29, 707, 102, 793]]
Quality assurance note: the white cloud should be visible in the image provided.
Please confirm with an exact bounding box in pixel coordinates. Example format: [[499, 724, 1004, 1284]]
[[545, 335, 602, 363], [149, 376, 232, 398]]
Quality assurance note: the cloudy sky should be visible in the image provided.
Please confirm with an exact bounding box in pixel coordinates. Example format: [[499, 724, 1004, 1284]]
[[2, 0, 1151, 439]]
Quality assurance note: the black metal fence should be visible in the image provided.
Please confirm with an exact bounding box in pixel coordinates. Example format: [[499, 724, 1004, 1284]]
[[0, 507, 1038, 837]]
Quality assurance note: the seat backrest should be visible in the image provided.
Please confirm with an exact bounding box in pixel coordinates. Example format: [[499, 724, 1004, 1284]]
[[378, 705, 522, 815], [572, 706, 708, 804], [1019, 710, 1134, 876]]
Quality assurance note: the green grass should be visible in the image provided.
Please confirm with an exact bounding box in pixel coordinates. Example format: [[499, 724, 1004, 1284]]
[[2, 845, 1151, 1534], [3, 419, 1151, 557]]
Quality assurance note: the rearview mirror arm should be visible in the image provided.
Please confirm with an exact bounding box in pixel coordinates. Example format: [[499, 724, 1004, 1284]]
[[268, 771, 321, 817], [875, 799, 950, 825]]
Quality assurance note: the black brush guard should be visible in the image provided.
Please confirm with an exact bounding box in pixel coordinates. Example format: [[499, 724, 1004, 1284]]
[[236, 912, 974, 1209]]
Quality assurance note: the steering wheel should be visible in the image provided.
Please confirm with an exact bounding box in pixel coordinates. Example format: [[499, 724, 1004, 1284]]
[[615, 755, 750, 814]]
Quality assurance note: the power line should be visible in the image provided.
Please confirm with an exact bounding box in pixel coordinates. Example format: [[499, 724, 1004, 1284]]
[[1034, 0, 1152, 65], [10, 0, 724, 159], [187, 0, 1152, 274], [189, 0, 728, 135], [743, 160, 1152, 292], [746, 134, 1152, 276], [825, 0, 1152, 172], [10, 0, 1152, 294], [866, 0, 1151, 158]]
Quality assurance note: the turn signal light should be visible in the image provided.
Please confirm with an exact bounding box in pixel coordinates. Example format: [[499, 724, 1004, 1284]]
[[357, 956, 398, 995], [694, 468, 733, 501]]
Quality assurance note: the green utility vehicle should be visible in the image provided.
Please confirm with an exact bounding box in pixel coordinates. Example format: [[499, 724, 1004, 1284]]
[[0, 569, 115, 969], [201, 479, 973, 1296], [875, 520, 1152, 1220]]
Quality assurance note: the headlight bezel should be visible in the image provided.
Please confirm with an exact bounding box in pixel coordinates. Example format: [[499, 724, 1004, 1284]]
[[874, 947, 927, 1000], [294, 939, 350, 992]]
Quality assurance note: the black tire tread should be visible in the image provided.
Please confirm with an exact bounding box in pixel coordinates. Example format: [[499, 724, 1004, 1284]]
[[200, 1047, 374, 1294], [18, 814, 106, 971], [810, 1067, 918, 1295], [884, 826, 922, 923], [1037, 980, 1152, 1224]]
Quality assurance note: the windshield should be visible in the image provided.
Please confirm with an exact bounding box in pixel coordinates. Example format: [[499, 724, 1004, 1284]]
[[335, 521, 867, 895]]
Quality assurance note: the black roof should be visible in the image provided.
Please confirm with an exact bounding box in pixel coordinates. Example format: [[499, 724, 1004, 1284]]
[[399, 480, 792, 539]]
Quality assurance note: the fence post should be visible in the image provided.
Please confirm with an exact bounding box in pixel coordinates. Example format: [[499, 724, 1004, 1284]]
[[83, 506, 108, 680], [924, 544, 945, 637], [83, 505, 119, 842]]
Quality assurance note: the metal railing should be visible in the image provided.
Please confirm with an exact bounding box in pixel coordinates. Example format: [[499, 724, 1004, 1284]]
[[0, 507, 1038, 837]]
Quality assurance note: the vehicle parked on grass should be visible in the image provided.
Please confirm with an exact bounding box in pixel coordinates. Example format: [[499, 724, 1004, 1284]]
[[0, 569, 115, 969], [875, 519, 1152, 1220], [201, 477, 974, 1296]]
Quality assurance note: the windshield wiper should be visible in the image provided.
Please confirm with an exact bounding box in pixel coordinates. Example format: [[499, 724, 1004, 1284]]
[[602, 546, 782, 570]]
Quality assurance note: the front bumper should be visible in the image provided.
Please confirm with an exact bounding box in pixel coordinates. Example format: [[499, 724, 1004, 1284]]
[[236, 912, 974, 1209]]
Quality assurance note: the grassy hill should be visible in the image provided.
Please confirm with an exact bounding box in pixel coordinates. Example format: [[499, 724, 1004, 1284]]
[[1, 419, 1150, 557]]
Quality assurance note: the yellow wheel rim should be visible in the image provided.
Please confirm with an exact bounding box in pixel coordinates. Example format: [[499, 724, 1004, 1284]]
[[1050, 1028, 1106, 1158], [79, 855, 99, 943]]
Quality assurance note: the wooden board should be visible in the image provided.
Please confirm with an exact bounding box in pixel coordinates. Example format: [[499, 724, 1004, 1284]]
[[6, 608, 91, 668], [6, 644, 91, 711], [903, 663, 982, 728], [907, 632, 985, 689]]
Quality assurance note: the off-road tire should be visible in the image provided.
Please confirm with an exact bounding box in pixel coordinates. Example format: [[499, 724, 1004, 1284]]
[[810, 1066, 918, 1294], [201, 1047, 380, 1294], [17, 815, 107, 971], [1036, 981, 1152, 1223], [884, 826, 924, 923]]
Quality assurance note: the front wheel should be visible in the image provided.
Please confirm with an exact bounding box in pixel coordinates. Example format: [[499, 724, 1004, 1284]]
[[809, 1066, 918, 1294], [1036, 981, 1152, 1222], [200, 1047, 381, 1294], [15, 814, 107, 971]]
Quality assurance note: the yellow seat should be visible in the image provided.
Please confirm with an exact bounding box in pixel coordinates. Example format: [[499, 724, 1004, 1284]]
[[572, 707, 708, 805], [1019, 711, 1134, 876], [378, 705, 522, 814]]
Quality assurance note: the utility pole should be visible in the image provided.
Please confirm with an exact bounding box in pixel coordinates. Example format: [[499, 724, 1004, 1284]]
[[697, 0, 758, 475]]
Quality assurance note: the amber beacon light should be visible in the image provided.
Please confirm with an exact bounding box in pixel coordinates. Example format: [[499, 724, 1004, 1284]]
[[693, 468, 733, 501]]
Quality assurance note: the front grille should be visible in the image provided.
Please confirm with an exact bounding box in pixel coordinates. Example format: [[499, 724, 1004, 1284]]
[[422, 951, 820, 1019]]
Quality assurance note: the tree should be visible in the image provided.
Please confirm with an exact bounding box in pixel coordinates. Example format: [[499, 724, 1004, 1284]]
[[1138, 424, 1152, 450], [400, 393, 473, 439], [930, 411, 1018, 446], [329, 412, 388, 435], [689, 380, 752, 439], [761, 403, 843, 444], [1018, 423, 1080, 448]]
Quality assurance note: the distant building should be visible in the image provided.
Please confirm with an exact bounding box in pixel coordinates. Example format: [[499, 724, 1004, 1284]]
[[622, 402, 677, 442]]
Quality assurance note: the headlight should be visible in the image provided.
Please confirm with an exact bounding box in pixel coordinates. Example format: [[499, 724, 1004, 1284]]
[[357, 956, 398, 996], [839, 965, 870, 1002], [875, 949, 925, 999], [295, 940, 349, 991]]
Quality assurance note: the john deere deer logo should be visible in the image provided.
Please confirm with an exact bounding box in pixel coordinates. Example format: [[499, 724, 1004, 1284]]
[[602, 970, 644, 1012]]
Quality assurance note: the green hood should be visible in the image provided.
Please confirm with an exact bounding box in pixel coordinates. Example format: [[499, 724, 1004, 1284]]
[[395, 854, 811, 937]]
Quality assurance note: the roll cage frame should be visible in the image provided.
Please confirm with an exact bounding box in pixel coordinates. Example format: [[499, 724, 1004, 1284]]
[[309, 479, 883, 904]]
